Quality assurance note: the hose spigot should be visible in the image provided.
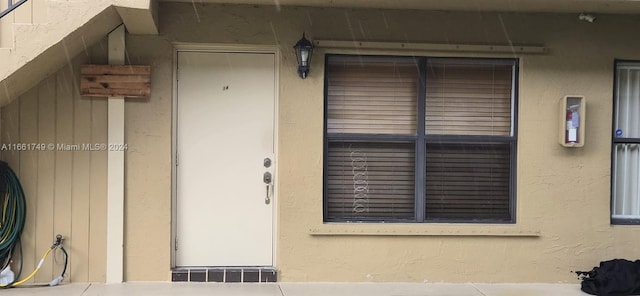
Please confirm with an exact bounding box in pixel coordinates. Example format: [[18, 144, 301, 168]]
[[52, 234, 63, 248]]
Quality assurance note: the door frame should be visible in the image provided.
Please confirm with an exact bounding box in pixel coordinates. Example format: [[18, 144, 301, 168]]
[[170, 43, 280, 269]]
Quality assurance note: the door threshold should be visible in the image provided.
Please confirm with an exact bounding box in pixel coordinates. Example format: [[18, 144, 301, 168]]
[[171, 267, 277, 283]]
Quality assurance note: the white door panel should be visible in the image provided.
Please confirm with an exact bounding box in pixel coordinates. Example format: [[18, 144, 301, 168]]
[[176, 51, 275, 267]]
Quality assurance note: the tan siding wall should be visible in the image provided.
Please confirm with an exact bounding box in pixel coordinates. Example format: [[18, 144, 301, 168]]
[[0, 42, 108, 283]]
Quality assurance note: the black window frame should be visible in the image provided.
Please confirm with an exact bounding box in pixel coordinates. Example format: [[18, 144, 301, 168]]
[[322, 54, 519, 224], [611, 59, 640, 225]]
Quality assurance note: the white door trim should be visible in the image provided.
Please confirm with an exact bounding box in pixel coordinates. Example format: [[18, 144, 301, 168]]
[[170, 44, 280, 269]]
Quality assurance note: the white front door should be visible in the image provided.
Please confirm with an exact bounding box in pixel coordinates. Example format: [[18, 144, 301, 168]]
[[175, 51, 275, 267]]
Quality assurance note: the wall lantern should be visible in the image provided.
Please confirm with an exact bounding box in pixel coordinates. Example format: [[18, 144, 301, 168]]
[[293, 33, 314, 79]]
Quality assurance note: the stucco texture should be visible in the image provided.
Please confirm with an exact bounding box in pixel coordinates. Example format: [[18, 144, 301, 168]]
[[124, 35, 174, 281], [10, 3, 639, 283], [119, 3, 640, 282]]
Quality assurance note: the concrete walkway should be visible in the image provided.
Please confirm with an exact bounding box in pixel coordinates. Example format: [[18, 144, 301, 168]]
[[3, 282, 587, 296]]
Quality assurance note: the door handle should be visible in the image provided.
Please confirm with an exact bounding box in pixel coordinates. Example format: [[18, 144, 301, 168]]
[[263, 171, 272, 184], [263, 172, 272, 205]]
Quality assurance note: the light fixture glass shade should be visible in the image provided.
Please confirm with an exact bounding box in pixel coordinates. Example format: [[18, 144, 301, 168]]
[[294, 33, 314, 79], [300, 50, 309, 66]]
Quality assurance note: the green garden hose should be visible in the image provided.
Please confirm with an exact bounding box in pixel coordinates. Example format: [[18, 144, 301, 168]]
[[0, 161, 68, 287], [0, 161, 27, 285]]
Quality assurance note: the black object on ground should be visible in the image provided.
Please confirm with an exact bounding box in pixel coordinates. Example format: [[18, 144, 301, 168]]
[[576, 259, 640, 296]]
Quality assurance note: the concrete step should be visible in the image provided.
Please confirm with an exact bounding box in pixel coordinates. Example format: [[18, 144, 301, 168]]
[[0, 48, 12, 73], [4, 0, 114, 66], [44, 0, 112, 23], [2, 0, 112, 53]]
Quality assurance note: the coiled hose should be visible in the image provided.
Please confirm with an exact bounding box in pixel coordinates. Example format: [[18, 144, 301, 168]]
[[0, 161, 68, 288], [0, 161, 26, 284]]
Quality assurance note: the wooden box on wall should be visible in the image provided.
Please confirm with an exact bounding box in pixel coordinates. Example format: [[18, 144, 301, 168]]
[[80, 65, 151, 98]]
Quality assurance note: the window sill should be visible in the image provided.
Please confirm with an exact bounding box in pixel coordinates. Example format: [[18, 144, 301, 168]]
[[309, 224, 540, 237]]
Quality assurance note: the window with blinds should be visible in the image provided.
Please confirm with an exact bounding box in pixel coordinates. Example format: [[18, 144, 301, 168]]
[[612, 62, 640, 223], [324, 55, 517, 223], [326, 142, 415, 220], [327, 57, 418, 135], [425, 60, 513, 136], [425, 142, 511, 221]]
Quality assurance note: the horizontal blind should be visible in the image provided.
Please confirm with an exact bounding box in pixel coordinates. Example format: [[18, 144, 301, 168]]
[[425, 142, 511, 221], [326, 142, 415, 220], [612, 144, 640, 219], [327, 57, 419, 135], [426, 60, 513, 136]]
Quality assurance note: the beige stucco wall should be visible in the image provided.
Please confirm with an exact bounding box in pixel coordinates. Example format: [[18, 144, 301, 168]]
[[123, 35, 174, 281], [151, 3, 640, 282], [5, 2, 640, 284]]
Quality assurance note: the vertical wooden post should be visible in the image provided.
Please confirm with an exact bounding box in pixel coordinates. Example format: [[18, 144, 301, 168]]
[[106, 24, 125, 284]]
